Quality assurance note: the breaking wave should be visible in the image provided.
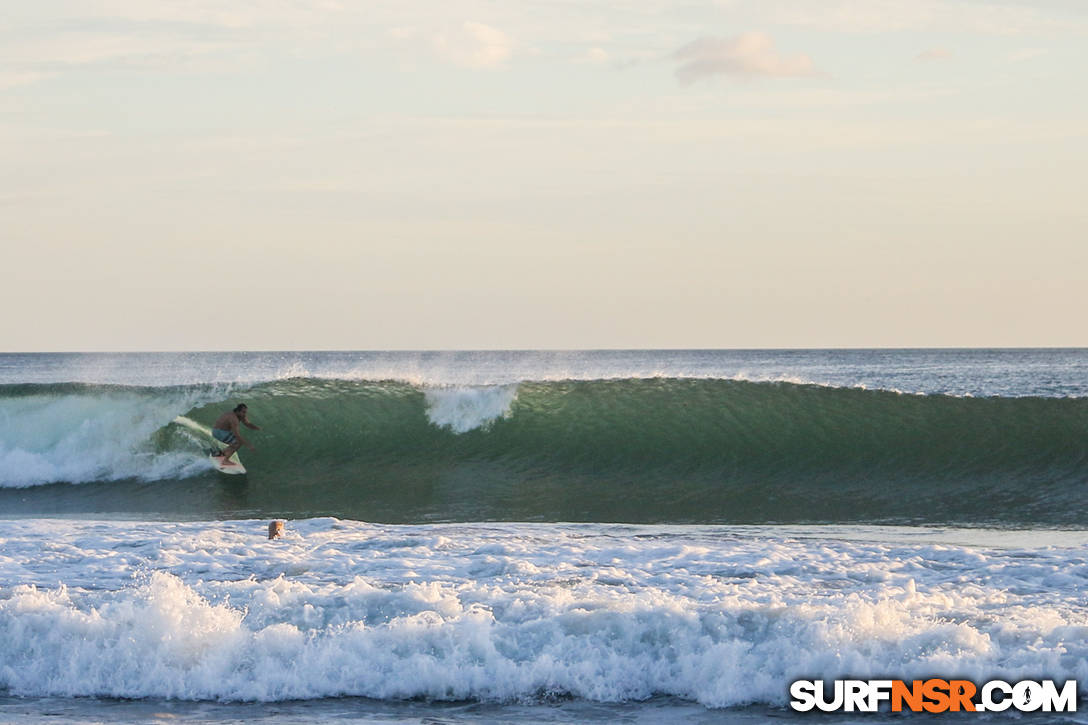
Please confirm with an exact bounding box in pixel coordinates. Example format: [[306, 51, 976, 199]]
[[1, 378, 1086, 525]]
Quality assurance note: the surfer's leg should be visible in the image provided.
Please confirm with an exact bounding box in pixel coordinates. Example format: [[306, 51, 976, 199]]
[[219, 442, 241, 459]]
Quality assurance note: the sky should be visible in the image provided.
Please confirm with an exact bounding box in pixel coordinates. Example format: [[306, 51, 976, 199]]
[[2, 0, 1086, 351]]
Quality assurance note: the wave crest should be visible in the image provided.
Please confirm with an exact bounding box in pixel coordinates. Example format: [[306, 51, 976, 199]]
[[423, 385, 518, 433]]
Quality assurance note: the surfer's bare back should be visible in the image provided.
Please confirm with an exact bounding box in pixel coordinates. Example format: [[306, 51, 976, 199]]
[[211, 403, 261, 460]]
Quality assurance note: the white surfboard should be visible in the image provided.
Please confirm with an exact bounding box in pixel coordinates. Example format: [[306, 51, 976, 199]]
[[173, 415, 247, 474]]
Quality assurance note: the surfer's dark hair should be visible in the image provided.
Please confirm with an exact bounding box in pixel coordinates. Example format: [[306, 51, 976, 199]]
[[233, 404, 247, 413]]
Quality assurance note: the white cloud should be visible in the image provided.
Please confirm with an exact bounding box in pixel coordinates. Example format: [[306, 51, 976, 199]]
[[754, 0, 1082, 35], [581, 47, 610, 64], [0, 72, 47, 91], [0, 31, 227, 70], [433, 22, 513, 69], [92, 0, 345, 30], [1009, 47, 1048, 62], [716, 85, 958, 110], [673, 33, 815, 84], [916, 47, 953, 61], [0, 1, 368, 81]]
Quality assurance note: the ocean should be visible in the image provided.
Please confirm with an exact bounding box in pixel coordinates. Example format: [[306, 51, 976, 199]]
[[0, 349, 1085, 723]]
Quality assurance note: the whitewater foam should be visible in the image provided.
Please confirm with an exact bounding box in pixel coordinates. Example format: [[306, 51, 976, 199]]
[[0, 389, 211, 488], [423, 385, 519, 433], [0, 520, 1085, 705]]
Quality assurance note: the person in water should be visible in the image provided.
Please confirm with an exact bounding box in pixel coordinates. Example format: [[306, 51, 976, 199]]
[[212, 403, 261, 463]]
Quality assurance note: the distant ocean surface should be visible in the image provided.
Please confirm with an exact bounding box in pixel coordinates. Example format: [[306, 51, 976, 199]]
[[0, 350, 1085, 723]]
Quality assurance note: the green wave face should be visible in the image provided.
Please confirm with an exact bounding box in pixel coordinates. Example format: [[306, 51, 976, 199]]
[[3, 378, 1087, 524]]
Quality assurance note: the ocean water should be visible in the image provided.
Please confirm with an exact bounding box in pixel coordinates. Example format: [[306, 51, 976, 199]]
[[0, 350, 1085, 723]]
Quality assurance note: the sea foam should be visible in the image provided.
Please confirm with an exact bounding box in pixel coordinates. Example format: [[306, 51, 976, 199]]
[[1, 519, 1084, 705], [423, 385, 518, 433], [0, 390, 208, 488]]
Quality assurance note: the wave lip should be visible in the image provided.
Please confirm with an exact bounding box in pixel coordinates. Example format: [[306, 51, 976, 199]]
[[423, 384, 518, 433], [0, 385, 210, 488]]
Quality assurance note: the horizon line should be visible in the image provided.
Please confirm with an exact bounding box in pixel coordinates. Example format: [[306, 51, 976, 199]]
[[3, 346, 1087, 355]]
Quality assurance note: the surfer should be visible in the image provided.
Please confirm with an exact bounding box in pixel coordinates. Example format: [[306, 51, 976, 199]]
[[211, 403, 260, 462]]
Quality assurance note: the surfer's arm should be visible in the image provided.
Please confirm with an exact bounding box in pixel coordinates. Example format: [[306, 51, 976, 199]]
[[238, 412, 261, 431], [230, 421, 255, 449]]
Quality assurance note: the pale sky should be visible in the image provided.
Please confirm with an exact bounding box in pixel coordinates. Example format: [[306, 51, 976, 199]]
[[2, 0, 1086, 351]]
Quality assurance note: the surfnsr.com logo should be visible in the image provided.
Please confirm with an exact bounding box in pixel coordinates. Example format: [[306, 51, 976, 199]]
[[790, 679, 1077, 713]]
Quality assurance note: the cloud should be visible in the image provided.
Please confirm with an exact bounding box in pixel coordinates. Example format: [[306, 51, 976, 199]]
[[1009, 48, 1048, 62], [89, 0, 346, 30], [673, 32, 815, 84], [754, 0, 1081, 35], [583, 47, 610, 64], [433, 22, 512, 69], [0, 27, 238, 78], [916, 47, 953, 62], [0, 71, 47, 91]]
